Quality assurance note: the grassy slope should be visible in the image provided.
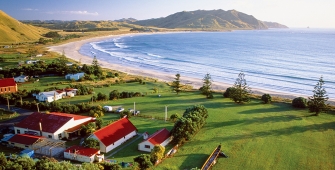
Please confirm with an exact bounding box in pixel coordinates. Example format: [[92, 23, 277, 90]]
[[0, 10, 48, 43]]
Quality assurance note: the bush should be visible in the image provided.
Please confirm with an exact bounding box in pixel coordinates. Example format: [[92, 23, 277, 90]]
[[292, 97, 308, 108], [261, 94, 272, 104], [223, 87, 235, 98]]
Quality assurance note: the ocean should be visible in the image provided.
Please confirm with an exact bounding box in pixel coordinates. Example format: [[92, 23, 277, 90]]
[[79, 29, 335, 98]]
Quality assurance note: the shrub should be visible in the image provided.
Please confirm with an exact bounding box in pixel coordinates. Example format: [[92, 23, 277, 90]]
[[223, 87, 235, 98], [292, 97, 308, 108], [261, 94, 272, 104]]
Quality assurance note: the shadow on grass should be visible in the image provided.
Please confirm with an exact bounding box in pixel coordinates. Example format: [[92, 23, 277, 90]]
[[212, 121, 335, 142], [205, 114, 303, 130], [237, 103, 292, 114], [176, 153, 209, 170]]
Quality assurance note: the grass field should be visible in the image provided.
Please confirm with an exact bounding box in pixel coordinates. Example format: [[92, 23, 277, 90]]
[[10, 75, 335, 170]]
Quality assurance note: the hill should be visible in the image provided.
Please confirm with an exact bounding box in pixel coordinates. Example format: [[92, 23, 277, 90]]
[[263, 21, 289, 28], [0, 10, 48, 43], [133, 9, 273, 30]]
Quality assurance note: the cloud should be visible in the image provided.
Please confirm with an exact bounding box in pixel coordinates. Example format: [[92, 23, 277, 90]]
[[46, 10, 99, 16], [22, 8, 38, 11]]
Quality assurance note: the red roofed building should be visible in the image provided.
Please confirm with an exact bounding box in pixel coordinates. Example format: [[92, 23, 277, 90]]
[[138, 128, 172, 152], [89, 118, 137, 153], [14, 112, 94, 140], [0, 78, 17, 94], [64, 145, 104, 163], [8, 134, 44, 149]]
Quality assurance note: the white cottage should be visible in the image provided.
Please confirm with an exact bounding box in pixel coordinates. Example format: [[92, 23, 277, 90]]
[[65, 72, 85, 81], [89, 118, 138, 153], [35, 91, 64, 102], [14, 112, 95, 140], [64, 145, 104, 163], [14, 75, 29, 83], [138, 128, 172, 152]]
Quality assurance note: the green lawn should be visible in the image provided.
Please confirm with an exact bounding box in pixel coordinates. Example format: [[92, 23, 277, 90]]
[[13, 78, 335, 170]]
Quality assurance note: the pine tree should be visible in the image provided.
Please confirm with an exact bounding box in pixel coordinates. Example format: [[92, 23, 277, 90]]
[[308, 76, 329, 116], [230, 72, 251, 103], [172, 73, 183, 94], [200, 73, 213, 98]]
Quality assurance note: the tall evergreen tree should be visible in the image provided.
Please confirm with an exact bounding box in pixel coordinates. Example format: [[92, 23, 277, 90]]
[[172, 73, 183, 94], [230, 72, 251, 103], [308, 76, 329, 116], [200, 73, 213, 98]]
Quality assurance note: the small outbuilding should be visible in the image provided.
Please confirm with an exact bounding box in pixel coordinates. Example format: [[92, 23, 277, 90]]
[[14, 75, 29, 83], [64, 145, 104, 163], [65, 72, 85, 81], [138, 128, 172, 152]]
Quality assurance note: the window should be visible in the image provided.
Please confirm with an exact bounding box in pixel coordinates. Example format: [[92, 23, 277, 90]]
[[16, 129, 20, 134], [48, 135, 52, 138], [145, 145, 150, 149], [25, 145, 29, 148], [58, 133, 62, 139]]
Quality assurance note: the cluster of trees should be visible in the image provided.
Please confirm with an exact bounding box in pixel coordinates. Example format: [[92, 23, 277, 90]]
[[0, 153, 121, 170], [170, 105, 208, 145], [63, 28, 119, 32], [223, 72, 252, 103], [292, 76, 329, 116], [133, 145, 165, 169], [92, 90, 143, 102]]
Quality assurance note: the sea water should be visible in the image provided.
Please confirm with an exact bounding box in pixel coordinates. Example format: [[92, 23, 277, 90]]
[[79, 29, 335, 98]]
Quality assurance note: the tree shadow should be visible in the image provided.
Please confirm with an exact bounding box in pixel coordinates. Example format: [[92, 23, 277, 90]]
[[238, 103, 291, 114], [177, 153, 209, 170], [212, 121, 335, 142]]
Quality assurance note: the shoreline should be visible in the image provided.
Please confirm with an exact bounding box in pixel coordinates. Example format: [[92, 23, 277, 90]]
[[48, 32, 334, 103]]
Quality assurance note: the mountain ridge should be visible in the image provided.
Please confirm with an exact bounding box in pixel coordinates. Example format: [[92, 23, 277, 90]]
[[132, 9, 287, 30]]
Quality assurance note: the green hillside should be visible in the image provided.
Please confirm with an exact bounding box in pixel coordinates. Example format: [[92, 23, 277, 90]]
[[133, 9, 272, 30], [0, 10, 48, 43]]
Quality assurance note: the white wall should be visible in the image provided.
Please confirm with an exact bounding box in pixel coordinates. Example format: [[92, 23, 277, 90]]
[[64, 152, 95, 163], [138, 140, 153, 152], [53, 117, 93, 140]]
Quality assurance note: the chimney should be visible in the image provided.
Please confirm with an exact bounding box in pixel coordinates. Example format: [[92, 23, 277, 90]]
[[39, 119, 43, 136]]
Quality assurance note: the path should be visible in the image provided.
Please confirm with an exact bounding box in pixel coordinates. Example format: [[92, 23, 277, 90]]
[[105, 133, 143, 158]]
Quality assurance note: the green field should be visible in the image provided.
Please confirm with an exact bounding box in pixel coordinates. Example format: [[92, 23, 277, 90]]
[[13, 77, 335, 170]]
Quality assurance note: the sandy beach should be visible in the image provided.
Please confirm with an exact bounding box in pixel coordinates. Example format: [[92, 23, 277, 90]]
[[48, 33, 330, 102]]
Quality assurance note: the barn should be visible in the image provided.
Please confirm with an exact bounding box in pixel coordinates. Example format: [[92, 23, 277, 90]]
[[89, 118, 138, 153], [138, 128, 172, 152]]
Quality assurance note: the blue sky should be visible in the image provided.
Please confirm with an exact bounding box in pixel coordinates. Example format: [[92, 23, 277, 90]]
[[1, 0, 334, 28]]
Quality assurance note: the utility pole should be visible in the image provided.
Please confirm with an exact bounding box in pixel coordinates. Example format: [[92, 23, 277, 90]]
[[6, 96, 10, 110], [36, 103, 40, 113], [165, 106, 168, 122], [134, 102, 136, 115]]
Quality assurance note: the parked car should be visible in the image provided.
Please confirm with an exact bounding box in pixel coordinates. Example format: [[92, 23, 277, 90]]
[[116, 107, 125, 113], [129, 109, 140, 115], [103, 106, 113, 112]]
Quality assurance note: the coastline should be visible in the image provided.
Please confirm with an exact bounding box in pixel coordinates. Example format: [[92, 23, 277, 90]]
[[48, 32, 333, 103]]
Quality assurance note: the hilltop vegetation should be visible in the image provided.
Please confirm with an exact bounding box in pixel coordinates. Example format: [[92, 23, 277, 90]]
[[0, 10, 48, 43], [132, 9, 287, 30]]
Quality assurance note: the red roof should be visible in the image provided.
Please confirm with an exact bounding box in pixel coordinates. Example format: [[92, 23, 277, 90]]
[[0, 78, 16, 87], [15, 112, 92, 133], [8, 134, 44, 145], [146, 128, 171, 145], [93, 118, 137, 147], [65, 145, 100, 157]]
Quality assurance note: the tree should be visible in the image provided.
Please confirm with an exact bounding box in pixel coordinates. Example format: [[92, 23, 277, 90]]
[[95, 117, 103, 129], [308, 76, 329, 116], [92, 56, 102, 77], [200, 73, 213, 98], [150, 145, 165, 165], [261, 94, 272, 104], [230, 72, 251, 103], [83, 138, 100, 149], [292, 97, 308, 108], [223, 87, 235, 98], [170, 113, 180, 122], [172, 73, 183, 94], [0, 152, 7, 169], [133, 154, 153, 170]]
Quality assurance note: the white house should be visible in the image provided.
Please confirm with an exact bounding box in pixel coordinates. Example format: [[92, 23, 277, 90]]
[[14, 112, 95, 140], [35, 91, 64, 102], [138, 128, 172, 152], [89, 118, 138, 153], [65, 72, 85, 81], [64, 145, 104, 163], [14, 75, 29, 83], [26, 60, 39, 64], [36, 54, 43, 57]]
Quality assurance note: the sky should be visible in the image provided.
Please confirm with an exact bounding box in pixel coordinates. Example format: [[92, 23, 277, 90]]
[[1, 0, 335, 28]]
